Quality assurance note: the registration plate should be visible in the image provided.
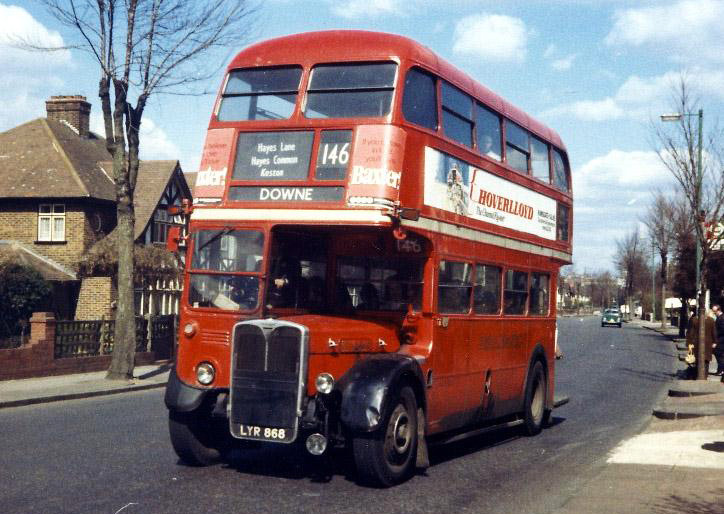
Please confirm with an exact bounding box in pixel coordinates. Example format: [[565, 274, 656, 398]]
[[233, 423, 290, 442]]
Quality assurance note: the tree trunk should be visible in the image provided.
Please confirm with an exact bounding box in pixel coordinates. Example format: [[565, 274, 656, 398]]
[[107, 195, 136, 379], [696, 292, 708, 380]]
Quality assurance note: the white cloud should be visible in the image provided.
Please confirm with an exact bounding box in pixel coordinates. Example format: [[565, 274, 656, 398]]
[[0, 4, 73, 131], [605, 0, 724, 65], [551, 54, 577, 71], [89, 113, 181, 163], [138, 118, 181, 161], [542, 69, 724, 123], [0, 4, 71, 67], [572, 149, 674, 269], [453, 14, 528, 63], [329, 0, 403, 19], [576, 149, 669, 200]]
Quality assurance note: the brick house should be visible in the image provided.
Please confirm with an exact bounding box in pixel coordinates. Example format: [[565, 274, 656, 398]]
[[0, 95, 191, 321]]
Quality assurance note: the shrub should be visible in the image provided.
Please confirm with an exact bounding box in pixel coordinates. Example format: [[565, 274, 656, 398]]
[[0, 261, 52, 338]]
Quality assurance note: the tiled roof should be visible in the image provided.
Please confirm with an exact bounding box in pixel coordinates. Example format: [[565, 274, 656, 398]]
[[100, 159, 182, 240], [135, 160, 182, 240], [0, 119, 115, 201], [183, 172, 197, 196], [0, 240, 77, 281]]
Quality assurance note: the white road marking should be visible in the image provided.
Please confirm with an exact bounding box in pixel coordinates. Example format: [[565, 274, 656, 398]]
[[607, 430, 724, 469]]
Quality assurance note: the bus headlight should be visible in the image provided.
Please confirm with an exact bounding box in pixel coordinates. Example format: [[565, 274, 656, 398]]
[[315, 373, 334, 394], [196, 362, 215, 385], [183, 322, 197, 338]]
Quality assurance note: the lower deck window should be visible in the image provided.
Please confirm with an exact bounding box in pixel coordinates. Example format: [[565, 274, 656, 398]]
[[438, 260, 472, 314], [504, 269, 528, 315], [474, 264, 501, 314], [529, 273, 549, 316]]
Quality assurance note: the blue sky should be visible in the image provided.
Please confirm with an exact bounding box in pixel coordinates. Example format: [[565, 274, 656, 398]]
[[2, 0, 723, 273]]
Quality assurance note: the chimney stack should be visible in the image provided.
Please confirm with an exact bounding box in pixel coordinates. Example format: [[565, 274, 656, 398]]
[[45, 95, 91, 138]]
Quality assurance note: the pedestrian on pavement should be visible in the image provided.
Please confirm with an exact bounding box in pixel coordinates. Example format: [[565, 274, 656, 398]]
[[712, 303, 724, 376], [686, 307, 716, 379]]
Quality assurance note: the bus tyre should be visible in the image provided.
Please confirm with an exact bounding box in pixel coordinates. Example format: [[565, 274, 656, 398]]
[[523, 361, 546, 436], [352, 386, 418, 487], [169, 409, 226, 466]]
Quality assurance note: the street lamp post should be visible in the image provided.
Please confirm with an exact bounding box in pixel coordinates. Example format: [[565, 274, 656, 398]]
[[651, 241, 656, 323], [661, 109, 705, 378]]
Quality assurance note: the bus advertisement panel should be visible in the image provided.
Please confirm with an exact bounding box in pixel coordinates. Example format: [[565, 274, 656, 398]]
[[423, 147, 558, 240]]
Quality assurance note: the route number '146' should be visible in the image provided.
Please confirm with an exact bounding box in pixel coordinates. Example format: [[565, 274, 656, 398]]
[[320, 142, 350, 166]]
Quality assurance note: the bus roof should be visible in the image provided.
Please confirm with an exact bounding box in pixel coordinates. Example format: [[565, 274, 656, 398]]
[[227, 30, 565, 150]]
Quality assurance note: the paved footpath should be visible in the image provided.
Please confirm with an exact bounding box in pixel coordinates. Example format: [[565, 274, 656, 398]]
[[555, 318, 724, 514], [0, 362, 171, 409]]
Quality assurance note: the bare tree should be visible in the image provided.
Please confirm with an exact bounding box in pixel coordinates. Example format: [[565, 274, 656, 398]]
[[652, 75, 724, 379], [671, 196, 697, 337], [642, 191, 676, 328], [615, 228, 648, 320], [36, 0, 255, 379]]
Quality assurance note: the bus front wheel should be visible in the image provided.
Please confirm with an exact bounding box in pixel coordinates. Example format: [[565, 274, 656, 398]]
[[169, 409, 228, 466], [352, 386, 418, 487], [523, 361, 546, 436]]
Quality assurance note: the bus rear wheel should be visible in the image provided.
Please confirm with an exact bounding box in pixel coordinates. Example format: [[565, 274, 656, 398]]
[[169, 409, 229, 466], [352, 386, 418, 487], [523, 361, 546, 436]]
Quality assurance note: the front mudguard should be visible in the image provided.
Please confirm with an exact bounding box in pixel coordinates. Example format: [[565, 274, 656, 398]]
[[164, 367, 208, 412], [336, 354, 425, 434]]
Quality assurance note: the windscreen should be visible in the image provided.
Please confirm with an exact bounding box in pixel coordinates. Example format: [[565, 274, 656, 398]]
[[188, 229, 264, 310]]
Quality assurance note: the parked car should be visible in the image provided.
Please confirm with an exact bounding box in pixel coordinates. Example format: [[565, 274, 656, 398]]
[[601, 308, 622, 327]]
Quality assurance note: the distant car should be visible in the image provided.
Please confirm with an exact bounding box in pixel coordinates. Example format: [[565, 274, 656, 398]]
[[601, 308, 622, 327]]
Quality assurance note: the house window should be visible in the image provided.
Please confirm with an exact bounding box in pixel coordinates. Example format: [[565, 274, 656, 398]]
[[151, 208, 173, 243], [38, 204, 65, 241]]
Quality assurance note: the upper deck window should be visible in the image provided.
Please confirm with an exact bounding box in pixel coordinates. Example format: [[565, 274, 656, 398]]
[[217, 66, 302, 121], [553, 148, 570, 192], [476, 104, 501, 161], [304, 62, 397, 119], [531, 136, 550, 183], [505, 121, 530, 173], [402, 67, 437, 130], [441, 82, 474, 148]]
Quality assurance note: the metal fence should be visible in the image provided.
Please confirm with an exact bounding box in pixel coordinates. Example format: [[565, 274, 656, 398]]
[[54, 315, 176, 359]]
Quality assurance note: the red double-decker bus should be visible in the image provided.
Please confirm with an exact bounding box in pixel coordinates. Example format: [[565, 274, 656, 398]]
[[165, 30, 572, 486]]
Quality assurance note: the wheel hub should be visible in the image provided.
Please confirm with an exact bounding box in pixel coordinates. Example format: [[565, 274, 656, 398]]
[[390, 406, 411, 454]]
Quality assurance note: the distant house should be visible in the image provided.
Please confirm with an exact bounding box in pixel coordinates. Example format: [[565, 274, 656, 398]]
[[0, 95, 191, 321]]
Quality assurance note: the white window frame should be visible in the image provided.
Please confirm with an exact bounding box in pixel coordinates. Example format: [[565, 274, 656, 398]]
[[38, 203, 66, 242]]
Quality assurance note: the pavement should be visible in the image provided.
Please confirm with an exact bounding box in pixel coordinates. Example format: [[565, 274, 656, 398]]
[[1, 320, 722, 513], [0, 362, 171, 409], [555, 317, 724, 514]]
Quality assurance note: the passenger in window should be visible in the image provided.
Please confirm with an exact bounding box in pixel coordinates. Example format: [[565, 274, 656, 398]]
[[480, 134, 500, 160]]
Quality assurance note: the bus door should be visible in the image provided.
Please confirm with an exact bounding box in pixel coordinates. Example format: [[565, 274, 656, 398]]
[[428, 259, 477, 431]]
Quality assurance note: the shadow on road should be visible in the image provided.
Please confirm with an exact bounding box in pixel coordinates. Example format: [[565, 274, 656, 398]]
[[221, 443, 356, 484], [616, 367, 676, 383], [652, 488, 724, 514]]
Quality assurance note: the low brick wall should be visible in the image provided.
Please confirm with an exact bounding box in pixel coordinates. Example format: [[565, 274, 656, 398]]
[[0, 312, 158, 381]]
